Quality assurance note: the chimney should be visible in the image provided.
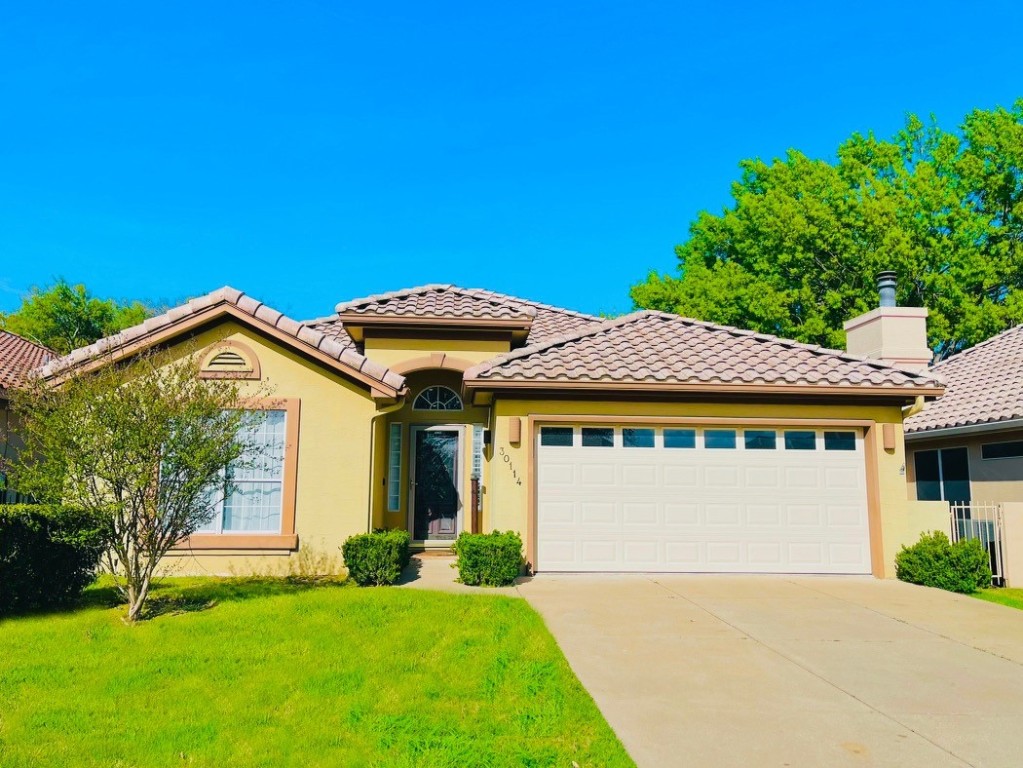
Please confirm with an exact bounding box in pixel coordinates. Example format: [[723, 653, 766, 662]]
[[843, 272, 932, 371]]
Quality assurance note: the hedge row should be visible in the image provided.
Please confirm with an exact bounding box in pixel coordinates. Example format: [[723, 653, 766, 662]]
[[0, 505, 109, 614]]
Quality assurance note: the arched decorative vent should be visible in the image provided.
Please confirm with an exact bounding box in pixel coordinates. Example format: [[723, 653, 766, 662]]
[[207, 350, 247, 370], [199, 341, 261, 380], [413, 385, 463, 411]]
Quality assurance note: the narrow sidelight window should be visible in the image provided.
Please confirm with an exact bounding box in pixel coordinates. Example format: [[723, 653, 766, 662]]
[[388, 423, 402, 512]]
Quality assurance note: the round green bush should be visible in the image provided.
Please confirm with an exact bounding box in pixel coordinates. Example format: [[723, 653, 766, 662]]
[[453, 531, 523, 587], [895, 530, 992, 593]]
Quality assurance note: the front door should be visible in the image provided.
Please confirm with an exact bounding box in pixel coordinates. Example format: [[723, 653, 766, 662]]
[[411, 427, 461, 541]]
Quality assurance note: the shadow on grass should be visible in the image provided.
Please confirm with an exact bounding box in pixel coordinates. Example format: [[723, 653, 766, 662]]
[[1, 575, 350, 624]]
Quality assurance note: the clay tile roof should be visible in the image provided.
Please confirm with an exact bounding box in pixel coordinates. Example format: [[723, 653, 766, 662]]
[[307, 285, 601, 348], [38, 287, 405, 393], [0, 331, 53, 394], [905, 324, 1023, 433], [464, 311, 944, 393], [336, 284, 537, 322]]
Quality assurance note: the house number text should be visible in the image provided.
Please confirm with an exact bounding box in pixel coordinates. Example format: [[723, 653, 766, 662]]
[[498, 446, 523, 486]]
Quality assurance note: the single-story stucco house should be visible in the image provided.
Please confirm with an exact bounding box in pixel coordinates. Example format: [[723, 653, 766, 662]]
[[905, 324, 1023, 505], [36, 282, 948, 578], [0, 330, 53, 503]]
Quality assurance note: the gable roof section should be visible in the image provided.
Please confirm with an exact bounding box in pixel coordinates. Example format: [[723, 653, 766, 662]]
[[37, 287, 406, 396], [464, 311, 944, 397], [0, 331, 53, 396], [308, 284, 601, 348], [905, 324, 1023, 434]]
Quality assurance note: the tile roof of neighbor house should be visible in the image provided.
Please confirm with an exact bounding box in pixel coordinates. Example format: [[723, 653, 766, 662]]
[[464, 311, 945, 393], [0, 330, 53, 394], [307, 284, 602, 349], [905, 324, 1023, 433], [37, 287, 406, 392]]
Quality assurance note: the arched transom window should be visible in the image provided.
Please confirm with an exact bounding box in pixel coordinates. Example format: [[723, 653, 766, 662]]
[[413, 385, 463, 411]]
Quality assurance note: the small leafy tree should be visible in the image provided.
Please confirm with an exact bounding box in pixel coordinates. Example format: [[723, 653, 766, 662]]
[[7, 347, 265, 621], [0, 279, 151, 354]]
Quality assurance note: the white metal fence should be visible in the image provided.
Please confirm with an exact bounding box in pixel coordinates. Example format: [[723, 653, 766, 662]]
[[950, 502, 1004, 586]]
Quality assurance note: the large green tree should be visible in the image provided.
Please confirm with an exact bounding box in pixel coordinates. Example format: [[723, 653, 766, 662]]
[[0, 280, 151, 354], [631, 101, 1023, 356]]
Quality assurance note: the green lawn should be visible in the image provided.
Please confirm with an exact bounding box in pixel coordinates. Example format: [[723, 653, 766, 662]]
[[0, 579, 634, 768], [973, 587, 1023, 611]]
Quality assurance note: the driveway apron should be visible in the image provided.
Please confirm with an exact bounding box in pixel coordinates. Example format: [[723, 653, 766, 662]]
[[518, 575, 1023, 768]]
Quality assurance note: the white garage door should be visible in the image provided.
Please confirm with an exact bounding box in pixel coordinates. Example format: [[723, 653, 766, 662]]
[[536, 424, 871, 574]]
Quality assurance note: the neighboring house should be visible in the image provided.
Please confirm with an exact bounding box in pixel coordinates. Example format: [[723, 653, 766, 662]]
[[905, 324, 1023, 505], [38, 283, 945, 578], [0, 330, 54, 502]]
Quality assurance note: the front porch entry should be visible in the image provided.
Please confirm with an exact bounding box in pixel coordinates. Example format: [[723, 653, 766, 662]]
[[409, 424, 465, 544]]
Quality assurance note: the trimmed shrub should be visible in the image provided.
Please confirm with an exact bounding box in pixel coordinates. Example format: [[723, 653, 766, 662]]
[[453, 530, 523, 587], [0, 505, 109, 614], [341, 529, 411, 586], [895, 530, 992, 594]]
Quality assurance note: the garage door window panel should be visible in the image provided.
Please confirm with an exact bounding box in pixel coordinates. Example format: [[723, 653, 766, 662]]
[[664, 429, 695, 449], [824, 431, 856, 451], [745, 430, 777, 450], [784, 431, 817, 451], [581, 427, 614, 447], [623, 428, 655, 448], [540, 427, 574, 447], [705, 429, 736, 449]]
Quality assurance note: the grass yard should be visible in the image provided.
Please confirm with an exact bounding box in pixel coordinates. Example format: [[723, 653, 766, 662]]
[[973, 587, 1023, 611], [0, 579, 634, 768]]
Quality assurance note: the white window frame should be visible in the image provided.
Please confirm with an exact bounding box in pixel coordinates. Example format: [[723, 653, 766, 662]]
[[198, 409, 287, 535]]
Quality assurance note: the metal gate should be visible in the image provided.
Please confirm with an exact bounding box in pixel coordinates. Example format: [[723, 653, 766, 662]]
[[950, 502, 1004, 586]]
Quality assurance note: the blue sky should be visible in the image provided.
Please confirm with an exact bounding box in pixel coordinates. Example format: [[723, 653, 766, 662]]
[[1, 1, 1021, 320]]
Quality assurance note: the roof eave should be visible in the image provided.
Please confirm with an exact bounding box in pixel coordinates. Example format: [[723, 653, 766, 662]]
[[464, 378, 944, 400], [337, 313, 534, 342], [905, 416, 1023, 441], [44, 302, 405, 399]]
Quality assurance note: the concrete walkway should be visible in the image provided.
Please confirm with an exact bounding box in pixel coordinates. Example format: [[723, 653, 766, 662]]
[[517, 575, 1023, 768], [396, 553, 519, 595]]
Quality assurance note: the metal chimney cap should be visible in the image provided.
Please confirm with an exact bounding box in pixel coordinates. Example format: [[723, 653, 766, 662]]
[[877, 271, 897, 308]]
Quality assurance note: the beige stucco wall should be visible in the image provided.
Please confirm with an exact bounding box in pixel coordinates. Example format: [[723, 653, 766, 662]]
[[160, 320, 378, 576], [361, 336, 510, 369], [488, 398, 916, 578], [1000, 502, 1023, 587], [906, 429, 1023, 504]]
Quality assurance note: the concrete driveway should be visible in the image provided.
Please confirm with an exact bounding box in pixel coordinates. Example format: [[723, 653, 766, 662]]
[[518, 575, 1023, 768]]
